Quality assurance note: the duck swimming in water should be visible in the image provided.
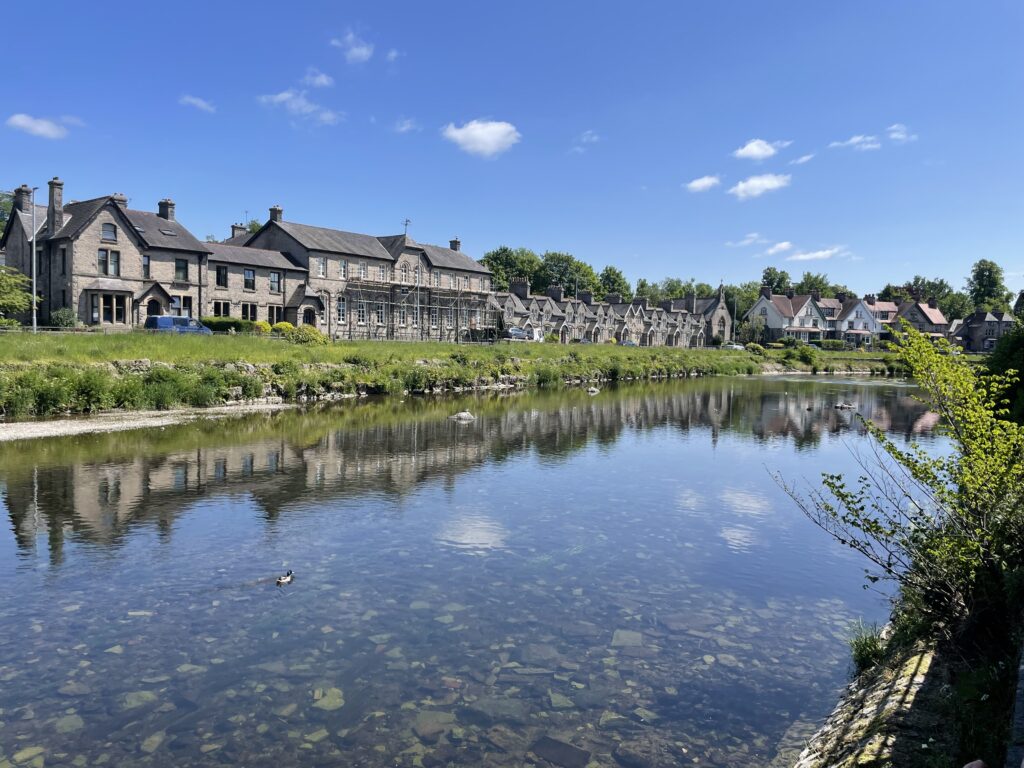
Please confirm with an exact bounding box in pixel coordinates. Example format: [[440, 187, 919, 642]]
[[276, 570, 294, 586]]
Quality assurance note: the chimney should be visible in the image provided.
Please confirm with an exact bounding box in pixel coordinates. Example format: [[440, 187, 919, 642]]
[[759, 284, 772, 299], [547, 284, 564, 302], [111, 193, 128, 209], [157, 198, 175, 221], [786, 289, 795, 299], [269, 205, 283, 223], [578, 290, 593, 306], [449, 237, 461, 252], [836, 292, 847, 303], [510, 276, 530, 300], [47, 177, 64, 233], [927, 296, 938, 309], [604, 292, 622, 305], [631, 296, 649, 309], [231, 223, 249, 239], [13, 184, 32, 213], [687, 290, 697, 313], [864, 294, 876, 306], [811, 289, 821, 302]]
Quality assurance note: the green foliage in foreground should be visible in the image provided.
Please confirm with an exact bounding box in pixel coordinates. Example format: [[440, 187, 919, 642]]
[[848, 620, 885, 675]]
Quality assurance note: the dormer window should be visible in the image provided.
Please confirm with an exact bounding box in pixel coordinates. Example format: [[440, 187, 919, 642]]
[[101, 223, 117, 242]]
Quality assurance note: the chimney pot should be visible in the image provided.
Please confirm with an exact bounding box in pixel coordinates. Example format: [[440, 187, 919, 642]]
[[230, 223, 249, 239], [111, 193, 128, 209], [604, 292, 622, 305], [811, 289, 821, 302], [928, 296, 938, 309], [836, 292, 847, 303], [509, 276, 530, 300], [47, 177, 65, 234], [578, 290, 593, 306], [449, 237, 461, 252], [158, 198, 175, 221], [759, 284, 772, 299], [269, 205, 283, 223], [546, 284, 564, 302]]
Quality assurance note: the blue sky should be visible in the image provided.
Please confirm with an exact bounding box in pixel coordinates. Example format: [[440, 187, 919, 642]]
[[5, 1, 1022, 294]]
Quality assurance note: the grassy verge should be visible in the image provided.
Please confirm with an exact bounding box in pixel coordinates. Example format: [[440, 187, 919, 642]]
[[0, 334, 899, 420]]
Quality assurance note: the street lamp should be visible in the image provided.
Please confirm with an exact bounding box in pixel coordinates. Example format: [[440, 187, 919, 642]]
[[29, 186, 38, 333]]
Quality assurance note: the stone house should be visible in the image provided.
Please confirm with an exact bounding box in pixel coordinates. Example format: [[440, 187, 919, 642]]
[[205, 242, 308, 325], [862, 295, 900, 338], [949, 309, 1015, 352], [833, 295, 884, 346], [896, 299, 948, 337]]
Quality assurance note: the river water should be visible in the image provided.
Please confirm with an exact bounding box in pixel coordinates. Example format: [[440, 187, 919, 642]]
[[0, 377, 940, 767]]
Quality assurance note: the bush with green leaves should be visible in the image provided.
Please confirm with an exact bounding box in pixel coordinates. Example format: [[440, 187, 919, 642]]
[[50, 308, 77, 328], [744, 343, 766, 356], [0, 318, 20, 329], [201, 317, 254, 334], [253, 320, 272, 335], [285, 325, 328, 345], [271, 321, 295, 335], [820, 339, 846, 351]]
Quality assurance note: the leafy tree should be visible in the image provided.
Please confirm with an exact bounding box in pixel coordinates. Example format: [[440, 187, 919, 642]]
[[633, 279, 662, 305], [660, 277, 688, 299], [246, 218, 262, 234], [480, 246, 542, 291], [966, 259, 1012, 311], [0, 191, 12, 226], [723, 281, 762, 320], [780, 327, 1024, 630], [761, 267, 791, 294], [942, 291, 974, 322], [0, 266, 32, 318], [879, 283, 912, 304], [598, 265, 632, 301], [792, 272, 832, 296], [1014, 291, 1024, 317], [205, 234, 218, 242], [989, 319, 1024, 421], [532, 251, 598, 296]]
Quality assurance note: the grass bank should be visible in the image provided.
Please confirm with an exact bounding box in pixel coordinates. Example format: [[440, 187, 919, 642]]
[[0, 333, 901, 420]]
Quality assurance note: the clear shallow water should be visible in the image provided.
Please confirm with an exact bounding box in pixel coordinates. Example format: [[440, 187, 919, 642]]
[[0, 378, 940, 767]]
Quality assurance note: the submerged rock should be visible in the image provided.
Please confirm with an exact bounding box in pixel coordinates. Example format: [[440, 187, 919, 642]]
[[412, 710, 456, 743], [611, 629, 644, 648], [463, 697, 530, 726], [530, 736, 591, 768], [312, 687, 345, 711]]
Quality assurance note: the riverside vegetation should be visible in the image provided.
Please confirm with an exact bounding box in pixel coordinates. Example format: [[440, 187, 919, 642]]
[[0, 331, 908, 420], [782, 326, 1024, 766]]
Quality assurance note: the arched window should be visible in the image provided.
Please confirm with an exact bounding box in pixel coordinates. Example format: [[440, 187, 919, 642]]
[[101, 223, 117, 242], [718, 317, 726, 332]]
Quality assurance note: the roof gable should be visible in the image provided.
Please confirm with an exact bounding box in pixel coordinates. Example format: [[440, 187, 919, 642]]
[[275, 220, 392, 260]]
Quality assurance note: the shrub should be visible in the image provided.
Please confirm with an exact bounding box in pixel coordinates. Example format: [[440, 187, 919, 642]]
[[766, 342, 785, 349], [797, 346, 818, 365], [745, 343, 766, 356], [285, 325, 328, 345], [781, 336, 800, 348], [74, 368, 112, 412], [253, 320, 272, 335], [240, 375, 264, 399], [200, 317, 255, 334], [849, 620, 885, 674], [544, 333, 559, 344], [50, 308, 77, 328], [111, 377, 145, 409], [820, 339, 846, 351], [271, 321, 295, 335], [0, 318, 20, 329]]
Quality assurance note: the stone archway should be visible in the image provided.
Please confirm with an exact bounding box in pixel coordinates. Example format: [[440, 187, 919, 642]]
[[146, 299, 162, 316]]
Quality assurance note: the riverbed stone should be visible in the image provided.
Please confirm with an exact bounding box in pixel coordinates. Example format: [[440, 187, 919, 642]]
[[463, 697, 530, 725], [413, 710, 456, 743], [530, 736, 590, 768], [611, 630, 643, 648]]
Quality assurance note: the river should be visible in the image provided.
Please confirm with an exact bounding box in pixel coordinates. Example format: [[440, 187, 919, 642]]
[[0, 377, 940, 767]]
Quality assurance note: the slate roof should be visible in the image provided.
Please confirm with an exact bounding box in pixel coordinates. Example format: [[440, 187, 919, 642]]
[[378, 234, 491, 275], [275, 220, 392, 260], [81, 277, 137, 293], [900, 301, 948, 326], [16, 204, 49, 236], [206, 242, 305, 271], [222, 232, 252, 246], [124, 210, 211, 253], [46, 197, 109, 240]]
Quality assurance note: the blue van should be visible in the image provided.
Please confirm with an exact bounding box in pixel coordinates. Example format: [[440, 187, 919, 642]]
[[143, 316, 213, 335]]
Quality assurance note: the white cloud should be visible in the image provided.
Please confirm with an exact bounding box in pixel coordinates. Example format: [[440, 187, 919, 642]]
[[179, 95, 215, 113], [303, 67, 334, 88], [60, 115, 86, 127], [733, 138, 791, 161], [726, 232, 766, 247], [6, 113, 68, 139], [442, 119, 521, 158], [258, 89, 341, 125], [685, 175, 721, 193], [786, 246, 842, 262], [386, 49, 401, 62], [394, 117, 419, 133], [887, 123, 918, 143], [829, 134, 881, 151], [331, 30, 374, 63], [727, 173, 791, 200], [765, 241, 792, 256], [570, 129, 601, 153], [790, 153, 815, 165]]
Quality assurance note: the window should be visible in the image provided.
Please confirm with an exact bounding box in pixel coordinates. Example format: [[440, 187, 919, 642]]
[[269, 305, 284, 324], [446, 307, 454, 326], [60, 247, 66, 276], [175, 258, 189, 282], [398, 306, 407, 326], [336, 297, 346, 323], [180, 296, 193, 318], [375, 301, 385, 325], [414, 266, 420, 285], [357, 302, 367, 325], [359, 262, 368, 280], [216, 264, 228, 288], [269, 271, 281, 293], [433, 270, 440, 287], [483, 278, 490, 292], [317, 257, 326, 278], [101, 223, 117, 242], [379, 265, 386, 282], [142, 254, 150, 279], [401, 264, 409, 283], [213, 301, 231, 317], [430, 306, 439, 327], [759, 307, 767, 316], [241, 303, 257, 321], [340, 260, 348, 279], [244, 269, 256, 291], [98, 249, 120, 276]]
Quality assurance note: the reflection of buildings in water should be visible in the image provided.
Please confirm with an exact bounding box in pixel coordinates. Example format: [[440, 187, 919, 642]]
[[2, 381, 935, 561]]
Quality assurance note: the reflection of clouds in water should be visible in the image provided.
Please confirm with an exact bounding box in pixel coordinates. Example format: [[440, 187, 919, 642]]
[[720, 525, 757, 552], [436, 514, 509, 554], [719, 488, 772, 518], [676, 488, 703, 512]]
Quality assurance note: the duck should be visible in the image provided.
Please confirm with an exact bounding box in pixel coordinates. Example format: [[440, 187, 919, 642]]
[[276, 570, 294, 586], [449, 411, 476, 422], [587, 386, 600, 395]]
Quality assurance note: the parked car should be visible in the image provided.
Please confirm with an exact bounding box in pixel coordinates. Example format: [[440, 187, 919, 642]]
[[143, 316, 213, 335], [723, 343, 745, 350], [502, 326, 530, 341], [621, 340, 638, 347]]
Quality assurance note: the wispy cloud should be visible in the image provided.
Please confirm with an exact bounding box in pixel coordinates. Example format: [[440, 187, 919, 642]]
[[258, 89, 341, 125], [386, 49, 401, 63], [685, 175, 721, 193], [765, 241, 792, 256], [59, 115, 86, 127], [570, 129, 601, 153], [442, 119, 521, 158], [394, 117, 419, 133], [887, 123, 918, 143], [786, 246, 843, 262], [5, 113, 68, 139], [829, 134, 881, 151], [733, 138, 791, 161], [179, 95, 215, 113], [727, 173, 791, 200], [790, 153, 814, 165], [331, 30, 374, 63], [302, 67, 334, 88], [726, 233, 766, 247]]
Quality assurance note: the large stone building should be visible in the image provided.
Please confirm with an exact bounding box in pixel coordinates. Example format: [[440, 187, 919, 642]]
[[949, 309, 1015, 352], [0, 179, 497, 340]]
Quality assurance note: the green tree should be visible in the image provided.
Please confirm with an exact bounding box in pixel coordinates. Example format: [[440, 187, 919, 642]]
[[942, 291, 974, 322], [1014, 291, 1024, 316], [0, 191, 12, 226], [246, 218, 262, 234], [634, 279, 663, 305], [532, 251, 599, 296], [989, 319, 1024, 421], [480, 246, 542, 291], [879, 282, 911, 304], [966, 259, 1012, 311], [792, 272, 831, 296], [761, 267, 791, 294], [723, 281, 762, 320], [0, 266, 32, 318], [597, 265, 632, 301], [660, 277, 688, 299]]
